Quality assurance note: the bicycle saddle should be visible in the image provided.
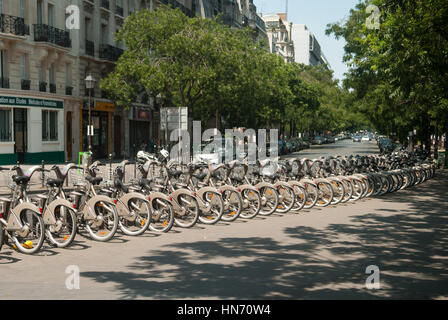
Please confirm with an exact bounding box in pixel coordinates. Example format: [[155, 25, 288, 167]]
[[46, 178, 64, 187], [167, 167, 184, 178], [12, 175, 30, 185], [114, 178, 129, 193], [139, 178, 151, 188], [193, 171, 207, 180], [86, 176, 103, 185]]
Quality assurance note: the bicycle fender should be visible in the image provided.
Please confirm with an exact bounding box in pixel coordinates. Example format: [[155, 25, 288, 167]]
[[83, 195, 115, 220], [117, 192, 149, 217], [299, 178, 317, 187], [254, 182, 275, 190], [43, 198, 73, 225], [273, 181, 293, 189], [7, 203, 40, 231], [196, 186, 221, 199], [217, 185, 239, 193]]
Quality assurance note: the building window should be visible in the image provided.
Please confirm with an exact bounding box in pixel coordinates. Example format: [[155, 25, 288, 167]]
[[65, 63, 71, 87], [20, 54, 28, 80], [48, 4, 55, 27], [20, 0, 25, 19], [0, 108, 11, 142], [65, 63, 73, 95], [0, 50, 8, 88], [42, 110, 58, 141], [101, 24, 108, 44], [49, 63, 56, 93], [37, 0, 43, 24]]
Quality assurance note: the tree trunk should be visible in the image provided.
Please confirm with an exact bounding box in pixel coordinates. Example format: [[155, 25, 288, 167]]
[[434, 120, 439, 159], [215, 108, 220, 131]]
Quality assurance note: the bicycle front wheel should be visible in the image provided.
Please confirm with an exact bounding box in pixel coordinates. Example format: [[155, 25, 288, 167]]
[[174, 194, 200, 228], [198, 191, 224, 225], [46, 205, 77, 248], [12, 209, 45, 254], [315, 181, 334, 207], [149, 197, 175, 232], [119, 198, 152, 236], [276, 185, 295, 213], [221, 190, 243, 222], [85, 201, 119, 241], [239, 189, 261, 219], [258, 186, 279, 216]]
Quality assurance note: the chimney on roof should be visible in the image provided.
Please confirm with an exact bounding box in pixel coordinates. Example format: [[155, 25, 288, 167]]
[[277, 13, 286, 21]]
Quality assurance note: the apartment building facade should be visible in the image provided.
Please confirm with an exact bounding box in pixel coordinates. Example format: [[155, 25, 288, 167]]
[[0, 0, 266, 164], [262, 13, 294, 63], [196, 0, 267, 43], [292, 24, 330, 68], [0, 0, 165, 165], [0, 0, 78, 164]]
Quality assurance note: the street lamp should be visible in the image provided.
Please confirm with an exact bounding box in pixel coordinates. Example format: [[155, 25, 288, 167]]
[[85, 74, 96, 154]]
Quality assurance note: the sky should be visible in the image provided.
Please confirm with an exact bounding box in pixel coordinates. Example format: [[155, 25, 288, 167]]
[[253, 0, 360, 82]]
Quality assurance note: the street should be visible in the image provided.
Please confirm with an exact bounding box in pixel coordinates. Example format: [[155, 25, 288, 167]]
[[281, 138, 380, 159], [1, 140, 447, 299]]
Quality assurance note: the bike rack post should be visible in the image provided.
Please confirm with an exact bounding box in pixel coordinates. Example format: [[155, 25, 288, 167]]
[[109, 153, 113, 183], [66, 160, 69, 187], [41, 160, 45, 188], [134, 153, 137, 179]]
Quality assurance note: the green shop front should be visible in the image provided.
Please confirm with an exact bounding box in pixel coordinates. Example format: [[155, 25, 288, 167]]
[[0, 95, 65, 165]]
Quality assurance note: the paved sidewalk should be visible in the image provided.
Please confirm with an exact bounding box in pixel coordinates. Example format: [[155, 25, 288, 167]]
[[1, 169, 447, 299]]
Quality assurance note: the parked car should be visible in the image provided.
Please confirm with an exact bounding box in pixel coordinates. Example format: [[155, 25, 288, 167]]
[[285, 141, 293, 153], [312, 136, 324, 145], [352, 135, 362, 142], [300, 138, 310, 149], [290, 140, 300, 152], [327, 136, 336, 143], [278, 140, 287, 155]]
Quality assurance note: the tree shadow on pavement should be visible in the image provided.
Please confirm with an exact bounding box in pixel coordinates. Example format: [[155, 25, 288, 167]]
[[81, 171, 448, 299]]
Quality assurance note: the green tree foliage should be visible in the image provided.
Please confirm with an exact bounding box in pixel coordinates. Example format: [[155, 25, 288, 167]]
[[102, 6, 364, 136], [327, 0, 448, 148]]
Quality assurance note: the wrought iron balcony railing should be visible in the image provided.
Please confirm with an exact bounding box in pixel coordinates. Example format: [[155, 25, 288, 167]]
[[66, 86, 73, 96], [34, 24, 71, 48], [0, 14, 30, 36], [158, 0, 194, 18], [85, 39, 94, 56], [101, 0, 110, 10], [99, 44, 124, 62], [116, 5, 124, 16], [39, 81, 47, 92], [21, 79, 31, 90], [0, 77, 9, 88], [255, 14, 266, 33], [49, 83, 56, 93]]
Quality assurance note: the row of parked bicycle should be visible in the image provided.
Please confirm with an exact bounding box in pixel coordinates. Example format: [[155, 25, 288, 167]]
[[0, 148, 435, 254]]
